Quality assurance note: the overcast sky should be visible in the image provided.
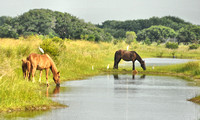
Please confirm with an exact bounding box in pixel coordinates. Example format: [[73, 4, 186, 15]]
[[0, 0, 200, 25]]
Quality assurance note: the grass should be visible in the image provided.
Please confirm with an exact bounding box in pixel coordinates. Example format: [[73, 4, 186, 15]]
[[1, 36, 200, 113]]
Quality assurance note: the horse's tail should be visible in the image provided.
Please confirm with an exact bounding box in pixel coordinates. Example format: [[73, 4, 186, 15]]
[[114, 51, 118, 62]]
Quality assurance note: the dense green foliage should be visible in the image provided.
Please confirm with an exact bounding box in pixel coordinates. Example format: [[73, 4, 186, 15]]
[[0, 9, 200, 45], [137, 25, 177, 43], [98, 16, 190, 37], [0, 9, 112, 42], [189, 44, 199, 50], [165, 42, 179, 49], [98, 16, 200, 44], [177, 25, 200, 44], [125, 31, 137, 44]]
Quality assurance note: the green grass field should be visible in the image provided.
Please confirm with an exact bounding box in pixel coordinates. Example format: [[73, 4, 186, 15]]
[[0, 35, 200, 112]]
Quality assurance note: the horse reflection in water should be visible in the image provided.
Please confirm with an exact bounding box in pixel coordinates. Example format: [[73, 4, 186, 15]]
[[113, 74, 146, 85], [113, 74, 146, 92], [113, 74, 146, 80], [46, 86, 60, 97]]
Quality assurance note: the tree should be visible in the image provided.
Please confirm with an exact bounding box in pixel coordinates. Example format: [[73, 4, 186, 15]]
[[99, 16, 191, 39], [137, 25, 177, 43], [0, 24, 18, 38], [0, 9, 112, 42], [177, 25, 200, 44], [125, 31, 137, 44]]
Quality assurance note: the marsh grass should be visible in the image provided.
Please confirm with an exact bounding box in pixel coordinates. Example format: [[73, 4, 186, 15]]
[[0, 36, 200, 112]]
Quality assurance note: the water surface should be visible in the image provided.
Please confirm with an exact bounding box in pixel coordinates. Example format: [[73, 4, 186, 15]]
[[119, 58, 196, 68], [31, 74, 200, 120]]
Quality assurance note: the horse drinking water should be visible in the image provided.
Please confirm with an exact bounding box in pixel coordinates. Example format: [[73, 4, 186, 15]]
[[26, 53, 60, 86], [113, 50, 146, 70]]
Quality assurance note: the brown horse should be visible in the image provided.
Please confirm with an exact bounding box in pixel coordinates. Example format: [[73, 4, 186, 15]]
[[113, 50, 146, 70], [22, 59, 31, 79], [22, 58, 43, 83], [27, 53, 60, 86]]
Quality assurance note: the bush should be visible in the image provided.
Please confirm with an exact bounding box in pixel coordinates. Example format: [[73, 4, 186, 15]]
[[143, 37, 151, 45], [165, 42, 178, 49], [87, 34, 95, 41], [40, 39, 60, 58], [189, 44, 199, 50], [51, 36, 63, 43], [113, 39, 118, 45]]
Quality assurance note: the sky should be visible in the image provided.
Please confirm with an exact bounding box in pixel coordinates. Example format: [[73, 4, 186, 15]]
[[0, 0, 200, 25]]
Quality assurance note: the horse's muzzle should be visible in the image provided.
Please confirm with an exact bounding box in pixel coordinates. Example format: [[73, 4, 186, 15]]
[[56, 83, 60, 86]]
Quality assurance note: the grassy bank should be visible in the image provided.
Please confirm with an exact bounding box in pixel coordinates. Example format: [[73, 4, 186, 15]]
[[1, 36, 200, 112]]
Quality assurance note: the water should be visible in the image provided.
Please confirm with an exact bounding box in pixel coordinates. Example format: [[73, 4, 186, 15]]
[[30, 74, 200, 120], [119, 58, 196, 68]]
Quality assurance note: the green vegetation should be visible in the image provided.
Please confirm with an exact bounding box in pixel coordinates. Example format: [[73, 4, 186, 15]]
[[125, 31, 137, 44], [98, 16, 200, 44], [137, 25, 177, 43], [189, 44, 199, 50], [0, 9, 112, 42], [165, 42, 179, 49]]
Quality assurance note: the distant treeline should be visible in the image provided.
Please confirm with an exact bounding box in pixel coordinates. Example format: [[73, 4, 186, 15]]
[[0, 9, 200, 44], [98, 16, 200, 44], [0, 9, 112, 42]]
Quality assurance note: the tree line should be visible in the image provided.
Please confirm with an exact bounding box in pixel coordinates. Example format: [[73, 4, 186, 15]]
[[0, 9, 112, 42], [0, 9, 200, 44], [98, 16, 200, 44]]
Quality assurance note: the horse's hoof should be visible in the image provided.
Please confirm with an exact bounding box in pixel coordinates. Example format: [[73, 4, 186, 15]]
[[132, 70, 138, 74]]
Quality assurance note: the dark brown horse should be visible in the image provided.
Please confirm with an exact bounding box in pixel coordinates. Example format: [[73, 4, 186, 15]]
[[27, 53, 60, 86], [22, 59, 31, 79], [113, 50, 146, 70]]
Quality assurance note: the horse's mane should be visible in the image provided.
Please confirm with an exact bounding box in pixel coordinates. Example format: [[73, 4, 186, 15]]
[[134, 51, 143, 63]]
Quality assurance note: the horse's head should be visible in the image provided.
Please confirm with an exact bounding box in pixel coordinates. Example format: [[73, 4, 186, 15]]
[[141, 60, 146, 70], [53, 72, 60, 86]]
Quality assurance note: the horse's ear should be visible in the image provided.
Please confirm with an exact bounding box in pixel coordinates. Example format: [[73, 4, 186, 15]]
[[22, 59, 26, 63], [57, 72, 60, 75]]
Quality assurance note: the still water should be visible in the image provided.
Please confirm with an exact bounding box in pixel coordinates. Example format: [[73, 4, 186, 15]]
[[119, 58, 196, 68], [31, 74, 200, 120]]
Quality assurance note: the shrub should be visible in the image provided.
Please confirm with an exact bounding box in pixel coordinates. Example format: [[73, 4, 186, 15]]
[[189, 44, 199, 50], [87, 34, 95, 41], [40, 38, 60, 58], [51, 36, 63, 43], [143, 37, 151, 45], [113, 39, 118, 45], [165, 42, 178, 49]]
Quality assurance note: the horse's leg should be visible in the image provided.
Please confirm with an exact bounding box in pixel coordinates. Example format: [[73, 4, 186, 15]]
[[116, 58, 121, 69], [132, 60, 135, 70], [28, 68, 32, 81], [46, 68, 49, 87], [27, 61, 31, 81], [32, 66, 36, 83], [28, 62, 32, 81], [25, 70, 28, 81], [39, 70, 42, 83]]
